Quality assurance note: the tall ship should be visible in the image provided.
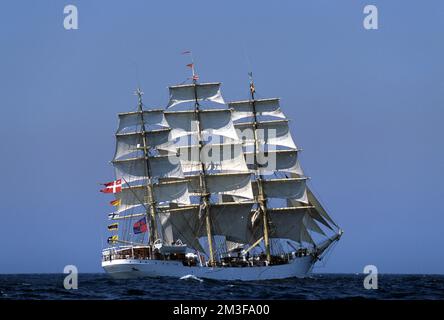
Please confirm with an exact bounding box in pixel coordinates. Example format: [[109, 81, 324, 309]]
[[100, 62, 342, 281]]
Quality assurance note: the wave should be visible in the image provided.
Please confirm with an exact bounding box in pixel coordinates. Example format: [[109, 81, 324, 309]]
[[179, 274, 204, 282]]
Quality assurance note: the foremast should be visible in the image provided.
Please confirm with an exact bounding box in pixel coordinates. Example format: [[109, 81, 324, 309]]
[[134, 89, 159, 246]]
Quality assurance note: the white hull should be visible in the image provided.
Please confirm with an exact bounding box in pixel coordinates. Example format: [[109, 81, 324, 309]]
[[102, 256, 315, 281]]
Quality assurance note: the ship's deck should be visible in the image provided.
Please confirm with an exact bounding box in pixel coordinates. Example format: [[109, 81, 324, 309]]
[[102, 246, 312, 268]]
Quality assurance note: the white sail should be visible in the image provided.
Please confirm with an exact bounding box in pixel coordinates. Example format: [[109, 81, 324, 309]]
[[163, 111, 194, 140], [116, 182, 191, 213], [245, 150, 304, 176], [167, 82, 225, 108], [306, 187, 339, 228], [229, 98, 286, 122], [117, 110, 168, 133], [113, 156, 183, 181], [175, 146, 201, 173], [114, 133, 142, 160], [185, 173, 254, 200], [177, 143, 249, 174], [235, 120, 297, 150], [252, 178, 308, 203], [260, 120, 297, 150], [114, 129, 175, 160], [267, 208, 315, 244], [155, 181, 192, 205], [287, 197, 333, 231], [102, 78, 343, 281], [200, 109, 238, 141], [165, 109, 239, 141], [208, 173, 253, 199], [299, 226, 315, 245], [303, 214, 326, 236], [113, 157, 147, 183], [205, 203, 255, 244], [158, 206, 203, 252]]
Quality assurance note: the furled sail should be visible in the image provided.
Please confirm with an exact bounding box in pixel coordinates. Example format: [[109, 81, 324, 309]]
[[167, 82, 225, 108]]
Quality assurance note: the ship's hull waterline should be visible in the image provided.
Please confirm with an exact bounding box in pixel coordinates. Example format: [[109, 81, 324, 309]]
[[102, 256, 315, 281]]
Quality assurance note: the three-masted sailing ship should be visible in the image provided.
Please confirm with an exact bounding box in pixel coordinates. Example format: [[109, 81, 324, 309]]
[[101, 66, 342, 280]]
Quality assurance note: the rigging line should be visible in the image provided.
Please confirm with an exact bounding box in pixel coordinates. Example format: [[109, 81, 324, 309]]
[[242, 44, 253, 79], [157, 209, 197, 249], [118, 204, 129, 243], [314, 240, 338, 269], [195, 201, 209, 236], [207, 200, 226, 233], [99, 218, 104, 250], [215, 237, 227, 256], [130, 60, 142, 111], [310, 188, 339, 232], [123, 212, 129, 243], [196, 213, 207, 238], [121, 177, 150, 212], [247, 207, 261, 244]]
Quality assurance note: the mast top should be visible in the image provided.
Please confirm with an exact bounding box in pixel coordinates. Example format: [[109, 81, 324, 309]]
[[134, 88, 144, 110], [248, 72, 256, 98], [182, 50, 199, 84]]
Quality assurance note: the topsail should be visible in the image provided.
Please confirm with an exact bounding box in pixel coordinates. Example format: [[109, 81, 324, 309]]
[[167, 82, 225, 108]]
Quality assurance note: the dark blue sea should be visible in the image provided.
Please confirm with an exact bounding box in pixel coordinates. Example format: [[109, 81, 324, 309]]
[[0, 274, 443, 300]]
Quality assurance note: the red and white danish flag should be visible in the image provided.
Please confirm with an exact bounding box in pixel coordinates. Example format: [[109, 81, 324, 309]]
[[100, 179, 122, 194]]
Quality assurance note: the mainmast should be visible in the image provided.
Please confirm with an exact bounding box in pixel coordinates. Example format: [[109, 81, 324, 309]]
[[190, 75, 217, 267], [135, 88, 159, 246], [248, 73, 271, 263], [165, 58, 256, 264]]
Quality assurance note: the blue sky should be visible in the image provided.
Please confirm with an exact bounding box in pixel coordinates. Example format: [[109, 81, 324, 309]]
[[0, 0, 443, 274]]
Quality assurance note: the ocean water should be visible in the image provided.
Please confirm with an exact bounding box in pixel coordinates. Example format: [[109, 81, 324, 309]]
[[0, 273, 443, 300]]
